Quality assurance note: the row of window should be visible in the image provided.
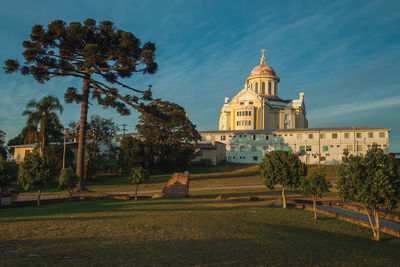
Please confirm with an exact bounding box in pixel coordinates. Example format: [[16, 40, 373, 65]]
[[247, 81, 274, 95], [227, 156, 259, 161], [297, 132, 385, 139], [236, 120, 252, 126], [237, 110, 252, 116], [230, 143, 387, 153]]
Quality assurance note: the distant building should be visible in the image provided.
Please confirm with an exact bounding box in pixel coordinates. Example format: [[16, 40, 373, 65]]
[[218, 49, 308, 131], [192, 141, 226, 166], [9, 142, 78, 164], [200, 127, 390, 165]]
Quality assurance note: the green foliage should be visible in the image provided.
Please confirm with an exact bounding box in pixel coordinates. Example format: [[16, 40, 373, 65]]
[[0, 130, 7, 159], [338, 145, 400, 211], [22, 95, 63, 152], [69, 115, 119, 179], [0, 156, 18, 188], [4, 18, 157, 189], [128, 166, 150, 185], [118, 136, 153, 172], [58, 168, 79, 199], [301, 169, 331, 199], [18, 151, 55, 192], [43, 145, 74, 174], [137, 99, 201, 171], [259, 151, 307, 190]]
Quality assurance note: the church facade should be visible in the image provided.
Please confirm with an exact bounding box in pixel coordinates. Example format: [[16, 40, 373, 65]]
[[218, 49, 308, 131], [200, 49, 390, 165]]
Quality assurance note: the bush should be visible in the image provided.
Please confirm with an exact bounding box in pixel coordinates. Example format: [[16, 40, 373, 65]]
[[58, 168, 79, 201]]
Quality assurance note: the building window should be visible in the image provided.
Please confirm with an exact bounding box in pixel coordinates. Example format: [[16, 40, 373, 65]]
[[308, 134, 313, 139], [297, 134, 302, 139], [300, 146, 305, 151], [251, 145, 257, 152], [379, 132, 385, 138], [356, 133, 361, 138], [323, 145, 328, 152], [240, 102, 244, 105], [255, 82, 258, 93], [25, 150, 31, 155], [253, 156, 258, 161], [344, 133, 349, 139], [266, 135, 269, 140], [230, 146, 236, 152], [320, 133, 325, 139], [249, 102, 253, 105], [263, 145, 268, 150], [275, 145, 281, 151], [346, 145, 353, 151], [252, 135, 256, 140], [249, 111, 251, 116], [261, 82, 265, 94], [357, 145, 363, 151], [240, 146, 246, 152], [284, 146, 290, 151], [306, 146, 312, 151], [368, 132, 373, 138], [220, 135, 226, 140], [332, 133, 338, 139], [268, 81, 271, 94]]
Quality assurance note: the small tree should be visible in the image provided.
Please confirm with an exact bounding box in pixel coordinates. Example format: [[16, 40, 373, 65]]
[[338, 145, 400, 241], [128, 166, 149, 201], [18, 151, 55, 206], [301, 168, 331, 219], [118, 136, 153, 173], [0, 156, 19, 193], [58, 168, 79, 201], [259, 151, 307, 209]]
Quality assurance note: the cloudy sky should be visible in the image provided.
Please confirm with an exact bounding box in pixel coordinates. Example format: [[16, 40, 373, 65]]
[[1, 0, 399, 151]]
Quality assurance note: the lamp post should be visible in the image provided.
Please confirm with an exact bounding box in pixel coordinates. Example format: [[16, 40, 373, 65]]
[[63, 128, 69, 169]]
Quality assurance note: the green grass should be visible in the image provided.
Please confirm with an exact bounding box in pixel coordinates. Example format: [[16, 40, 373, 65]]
[[1, 198, 399, 266]]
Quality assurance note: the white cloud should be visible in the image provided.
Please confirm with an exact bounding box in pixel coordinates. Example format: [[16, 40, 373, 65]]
[[309, 96, 400, 120]]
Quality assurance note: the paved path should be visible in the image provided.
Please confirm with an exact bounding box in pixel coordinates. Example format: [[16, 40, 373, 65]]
[[317, 205, 400, 231]]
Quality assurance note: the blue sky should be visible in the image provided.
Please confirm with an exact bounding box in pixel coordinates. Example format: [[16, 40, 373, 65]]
[[1, 0, 400, 151]]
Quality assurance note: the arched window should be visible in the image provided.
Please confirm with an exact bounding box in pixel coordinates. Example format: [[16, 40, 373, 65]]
[[247, 81, 249, 88], [255, 82, 258, 93], [261, 82, 265, 94], [268, 81, 271, 95]]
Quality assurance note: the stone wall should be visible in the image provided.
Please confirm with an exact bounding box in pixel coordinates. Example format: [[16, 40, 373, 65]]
[[161, 172, 190, 197]]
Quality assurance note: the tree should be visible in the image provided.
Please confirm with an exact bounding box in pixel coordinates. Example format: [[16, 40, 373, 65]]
[[137, 99, 201, 171], [0, 130, 7, 159], [337, 145, 400, 241], [118, 136, 153, 173], [4, 18, 157, 190], [43, 145, 74, 175], [22, 95, 64, 153], [69, 115, 119, 179], [259, 151, 307, 209], [301, 168, 331, 219], [18, 151, 55, 206], [58, 168, 79, 201], [0, 156, 19, 192], [129, 166, 150, 201]]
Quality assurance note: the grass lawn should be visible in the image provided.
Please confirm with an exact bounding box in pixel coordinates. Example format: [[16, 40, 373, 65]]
[[1, 197, 399, 266]]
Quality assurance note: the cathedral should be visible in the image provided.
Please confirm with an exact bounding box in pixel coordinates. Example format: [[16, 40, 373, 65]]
[[218, 49, 308, 131]]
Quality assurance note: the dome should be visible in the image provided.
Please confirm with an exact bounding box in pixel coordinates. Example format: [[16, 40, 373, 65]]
[[250, 64, 276, 77]]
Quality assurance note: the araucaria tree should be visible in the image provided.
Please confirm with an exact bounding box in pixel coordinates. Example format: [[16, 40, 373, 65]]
[[18, 151, 55, 206], [22, 95, 63, 153], [4, 18, 157, 190], [137, 99, 201, 171], [337, 145, 400, 241], [129, 166, 150, 201], [259, 151, 307, 209], [301, 168, 331, 219]]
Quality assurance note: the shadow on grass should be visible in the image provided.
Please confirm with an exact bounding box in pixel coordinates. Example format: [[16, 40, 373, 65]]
[[1, 218, 399, 266]]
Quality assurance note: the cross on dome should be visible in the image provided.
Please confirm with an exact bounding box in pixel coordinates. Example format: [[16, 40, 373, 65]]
[[260, 48, 267, 65]]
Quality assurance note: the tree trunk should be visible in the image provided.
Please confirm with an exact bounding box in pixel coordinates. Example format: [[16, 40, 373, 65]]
[[37, 190, 41, 207], [365, 208, 377, 240], [374, 209, 380, 241], [313, 196, 317, 220], [76, 79, 90, 191], [135, 184, 139, 201], [282, 187, 286, 209]]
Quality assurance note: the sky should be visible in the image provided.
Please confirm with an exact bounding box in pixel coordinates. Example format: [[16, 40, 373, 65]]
[[0, 0, 400, 151]]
